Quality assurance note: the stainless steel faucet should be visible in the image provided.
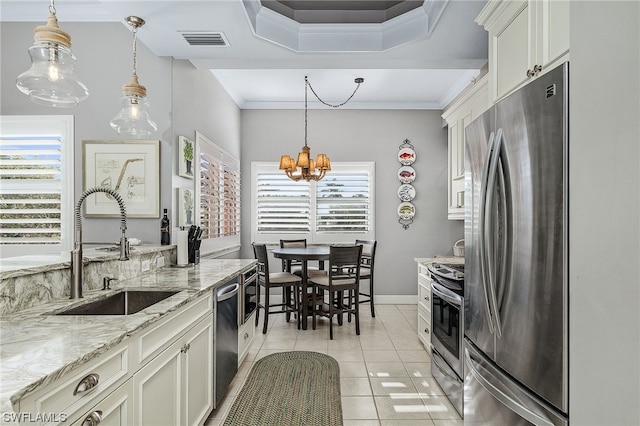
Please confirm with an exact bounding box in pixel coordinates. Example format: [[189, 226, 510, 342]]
[[70, 187, 129, 299]]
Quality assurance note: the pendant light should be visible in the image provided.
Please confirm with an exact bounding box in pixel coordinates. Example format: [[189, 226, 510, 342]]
[[15, 0, 89, 107], [280, 76, 363, 182], [110, 16, 157, 139]]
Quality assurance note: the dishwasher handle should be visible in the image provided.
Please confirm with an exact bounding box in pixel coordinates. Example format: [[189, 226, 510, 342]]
[[216, 282, 239, 302]]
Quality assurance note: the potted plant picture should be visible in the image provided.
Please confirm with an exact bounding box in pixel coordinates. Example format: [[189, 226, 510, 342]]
[[179, 136, 194, 179], [183, 188, 193, 224]]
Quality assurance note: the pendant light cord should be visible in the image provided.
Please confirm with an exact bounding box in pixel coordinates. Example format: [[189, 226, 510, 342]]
[[131, 25, 139, 77], [306, 76, 363, 108], [304, 75, 364, 147]]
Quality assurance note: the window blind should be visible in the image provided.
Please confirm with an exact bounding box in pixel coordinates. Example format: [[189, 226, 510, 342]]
[[0, 136, 63, 245], [198, 136, 240, 241], [252, 162, 374, 243]]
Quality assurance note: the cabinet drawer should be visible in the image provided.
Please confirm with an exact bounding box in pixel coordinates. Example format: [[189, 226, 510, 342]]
[[19, 345, 129, 425], [238, 313, 256, 365], [418, 305, 431, 349], [418, 282, 432, 312], [136, 293, 212, 366]]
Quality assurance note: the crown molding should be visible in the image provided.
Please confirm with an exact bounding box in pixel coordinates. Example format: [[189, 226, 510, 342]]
[[242, 0, 450, 52]]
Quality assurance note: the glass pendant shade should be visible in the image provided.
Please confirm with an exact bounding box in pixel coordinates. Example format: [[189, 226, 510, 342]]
[[110, 75, 157, 139], [110, 16, 156, 139], [16, 12, 89, 107]]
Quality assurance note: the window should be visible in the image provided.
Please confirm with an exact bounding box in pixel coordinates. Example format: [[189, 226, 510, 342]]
[[196, 131, 240, 254], [0, 116, 74, 258], [252, 162, 375, 244]]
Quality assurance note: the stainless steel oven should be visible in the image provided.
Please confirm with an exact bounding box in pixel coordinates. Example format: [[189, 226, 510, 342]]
[[428, 262, 464, 416], [240, 266, 258, 325]]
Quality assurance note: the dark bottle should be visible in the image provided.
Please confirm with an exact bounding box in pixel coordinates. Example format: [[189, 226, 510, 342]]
[[160, 209, 171, 245]]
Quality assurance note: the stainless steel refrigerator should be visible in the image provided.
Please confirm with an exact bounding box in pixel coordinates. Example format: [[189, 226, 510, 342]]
[[463, 62, 569, 425]]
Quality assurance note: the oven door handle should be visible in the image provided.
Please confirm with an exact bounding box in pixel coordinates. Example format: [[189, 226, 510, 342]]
[[431, 282, 462, 307]]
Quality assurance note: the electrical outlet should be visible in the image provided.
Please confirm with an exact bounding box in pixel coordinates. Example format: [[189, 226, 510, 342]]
[[141, 259, 151, 272], [156, 257, 165, 267]]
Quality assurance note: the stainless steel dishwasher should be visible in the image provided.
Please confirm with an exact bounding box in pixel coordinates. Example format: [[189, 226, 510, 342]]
[[214, 278, 239, 409]]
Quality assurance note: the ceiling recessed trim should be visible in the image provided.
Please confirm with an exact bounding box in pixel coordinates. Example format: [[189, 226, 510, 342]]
[[242, 0, 450, 52]]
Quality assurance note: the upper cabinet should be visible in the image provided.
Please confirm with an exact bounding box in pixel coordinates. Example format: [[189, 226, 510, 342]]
[[442, 75, 489, 220], [477, 0, 569, 102]]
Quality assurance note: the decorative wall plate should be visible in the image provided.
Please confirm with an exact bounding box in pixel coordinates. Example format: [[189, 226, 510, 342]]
[[397, 202, 416, 220], [397, 184, 416, 201], [398, 147, 416, 165], [397, 166, 416, 183]]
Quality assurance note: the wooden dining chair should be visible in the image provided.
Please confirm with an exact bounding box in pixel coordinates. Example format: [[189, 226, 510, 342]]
[[309, 245, 362, 339], [355, 240, 377, 317], [279, 239, 325, 275], [253, 243, 302, 334]]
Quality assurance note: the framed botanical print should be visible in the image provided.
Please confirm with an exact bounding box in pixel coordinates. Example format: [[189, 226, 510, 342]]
[[82, 140, 160, 218], [178, 136, 195, 179]]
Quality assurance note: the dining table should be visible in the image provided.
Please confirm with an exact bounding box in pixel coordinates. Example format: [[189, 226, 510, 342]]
[[271, 246, 330, 330]]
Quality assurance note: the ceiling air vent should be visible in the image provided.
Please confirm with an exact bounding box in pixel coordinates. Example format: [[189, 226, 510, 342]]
[[181, 32, 229, 47]]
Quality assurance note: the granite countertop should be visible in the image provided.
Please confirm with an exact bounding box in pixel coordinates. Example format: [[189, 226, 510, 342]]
[[415, 255, 465, 265], [0, 257, 256, 416], [0, 245, 173, 280]]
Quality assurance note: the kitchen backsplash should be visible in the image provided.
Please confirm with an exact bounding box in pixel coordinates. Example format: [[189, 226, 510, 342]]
[[0, 246, 175, 316]]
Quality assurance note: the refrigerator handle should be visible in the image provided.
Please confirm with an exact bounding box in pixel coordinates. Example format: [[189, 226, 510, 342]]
[[485, 129, 506, 337], [494, 134, 510, 336], [485, 128, 505, 337], [464, 347, 555, 426], [478, 131, 496, 335]]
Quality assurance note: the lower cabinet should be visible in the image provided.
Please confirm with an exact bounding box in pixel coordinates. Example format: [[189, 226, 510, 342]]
[[417, 262, 432, 350], [71, 379, 134, 426], [16, 292, 215, 426], [238, 311, 256, 365], [133, 314, 213, 426]]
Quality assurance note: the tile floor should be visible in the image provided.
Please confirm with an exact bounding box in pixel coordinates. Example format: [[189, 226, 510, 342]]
[[205, 304, 463, 426]]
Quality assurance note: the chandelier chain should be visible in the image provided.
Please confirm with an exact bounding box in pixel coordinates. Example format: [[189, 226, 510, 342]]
[[306, 76, 363, 108], [49, 0, 56, 15]]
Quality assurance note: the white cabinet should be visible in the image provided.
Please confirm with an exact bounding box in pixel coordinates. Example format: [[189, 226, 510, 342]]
[[18, 344, 131, 426], [71, 379, 134, 426], [417, 263, 432, 350], [16, 292, 214, 426], [133, 313, 213, 426], [442, 75, 489, 220], [238, 311, 256, 365], [477, 0, 570, 101]]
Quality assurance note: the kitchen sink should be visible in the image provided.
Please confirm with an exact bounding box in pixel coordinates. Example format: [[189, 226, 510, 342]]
[[53, 290, 181, 316]]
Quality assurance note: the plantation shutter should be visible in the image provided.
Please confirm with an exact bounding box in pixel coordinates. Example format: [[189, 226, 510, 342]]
[[199, 140, 240, 240], [316, 169, 370, 233], [256, 172, 311, 234], [0, 136, 63, 246]]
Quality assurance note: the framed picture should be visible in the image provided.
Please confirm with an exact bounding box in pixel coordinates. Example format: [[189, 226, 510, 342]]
[[83, 140, 160, 218], [178, 187, 195, 227], [178, 136, 195, 179]]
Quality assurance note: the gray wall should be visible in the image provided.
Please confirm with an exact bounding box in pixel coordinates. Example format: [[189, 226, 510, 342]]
[[1, 24, 242, 248], [569, 2, 640, 424], [240, 109, 464, 298]]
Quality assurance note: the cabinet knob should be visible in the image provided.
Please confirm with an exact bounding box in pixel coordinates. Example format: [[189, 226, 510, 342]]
[[527, 65, 543, 77], [181, 343, 191, 353], [244, 332, 249, 340], [81, 410, 102, 426], [424, 327, 430, 335], [424, 295, 430, 302], [73, 373, 100, 395]]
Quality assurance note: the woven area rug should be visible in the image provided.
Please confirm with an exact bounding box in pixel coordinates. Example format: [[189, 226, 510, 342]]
[[223, 351, 342, 426]]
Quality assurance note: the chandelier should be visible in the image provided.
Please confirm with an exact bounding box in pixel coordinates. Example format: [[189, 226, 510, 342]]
[[110, 16, 157, 139], [15, 0, 89, 107], [279, 75, 364, 181]]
